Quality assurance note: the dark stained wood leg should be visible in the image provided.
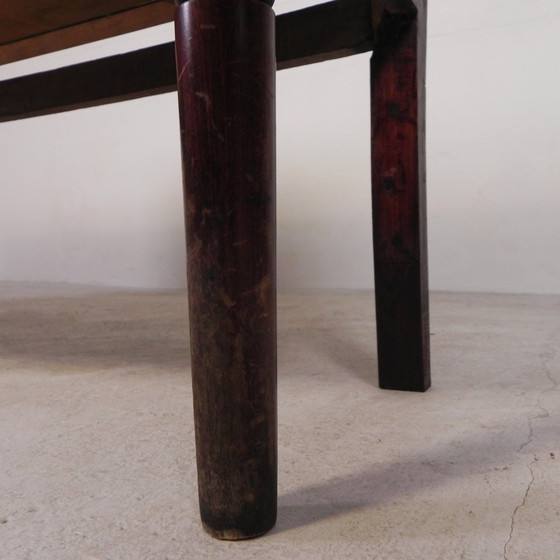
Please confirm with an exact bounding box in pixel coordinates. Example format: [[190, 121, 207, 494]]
[[371, 0, 430, 392], [174, 0, 277, 539]]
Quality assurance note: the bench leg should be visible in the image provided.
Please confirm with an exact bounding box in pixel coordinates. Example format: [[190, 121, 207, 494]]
[[174, 0, 277, 539], [371, 0, 431, 392]]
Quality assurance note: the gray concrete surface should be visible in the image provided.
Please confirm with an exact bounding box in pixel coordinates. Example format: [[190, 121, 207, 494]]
[[1, 283, 559, 559]]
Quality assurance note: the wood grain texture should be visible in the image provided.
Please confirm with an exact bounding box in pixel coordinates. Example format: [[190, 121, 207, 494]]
[[175, 0, 277, 540], [371, 0, 430, 391], [0, 1, 172, 46], [0, 0, 378, 122], [0, 3, 175, 65]]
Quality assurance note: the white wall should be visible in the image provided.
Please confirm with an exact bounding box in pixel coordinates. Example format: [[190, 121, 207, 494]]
[[1, 0, 559, 293]]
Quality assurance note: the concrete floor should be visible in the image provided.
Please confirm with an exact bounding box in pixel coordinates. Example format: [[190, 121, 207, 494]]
[[0, 283, 559, 559]]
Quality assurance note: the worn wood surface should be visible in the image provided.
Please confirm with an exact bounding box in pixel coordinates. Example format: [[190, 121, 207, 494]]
[[0, 0, 431, 396], [0, 0, 380, 122], [370, 0, 430, 391], [175, 0, 277, 540]]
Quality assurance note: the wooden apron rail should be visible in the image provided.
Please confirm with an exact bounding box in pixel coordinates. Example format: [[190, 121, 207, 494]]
[[0, 0, 416, 122]]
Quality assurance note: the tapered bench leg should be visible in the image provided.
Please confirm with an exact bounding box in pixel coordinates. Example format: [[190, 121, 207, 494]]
[[371, 0, 431, 392], [174, 0, 277, 539]]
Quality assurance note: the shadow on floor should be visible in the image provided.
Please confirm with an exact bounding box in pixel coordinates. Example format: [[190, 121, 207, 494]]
[[273, 419, 557, 535]]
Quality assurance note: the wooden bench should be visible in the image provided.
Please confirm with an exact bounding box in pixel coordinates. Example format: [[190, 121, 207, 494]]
[[0, 0, 429, 540]]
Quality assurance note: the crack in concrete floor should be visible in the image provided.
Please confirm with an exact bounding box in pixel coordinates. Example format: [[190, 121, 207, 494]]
[[503, 349, 558, 560]]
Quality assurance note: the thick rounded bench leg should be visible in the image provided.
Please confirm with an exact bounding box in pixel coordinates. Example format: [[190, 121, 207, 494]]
[[174, 0, 277, 540]]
